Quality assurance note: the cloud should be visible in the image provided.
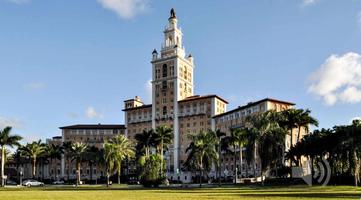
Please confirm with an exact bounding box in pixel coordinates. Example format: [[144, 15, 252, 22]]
[[23, 82, 46, 91], [302, 0, 319, 6], [5, 0, 30, 5], [358, 12, 361, 25], [144, 79, 152, 103], [308, 52, 361, 105], [0, 116, 24, 130], [85, 106, 103, 119], [97, 0, 149, 19]]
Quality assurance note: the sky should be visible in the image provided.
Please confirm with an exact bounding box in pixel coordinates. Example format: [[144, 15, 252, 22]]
[[0, 0, 361, 143]]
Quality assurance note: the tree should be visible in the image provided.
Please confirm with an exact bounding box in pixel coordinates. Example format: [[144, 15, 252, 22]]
[[280, 109, 302, 151], [110, 134, 135, 184], [22, 140, 46, 179], [103, 142, 116, 187], [296, 109, 318, 143], [185, 130, 218, 187], [214, 129, 226, 186], [0, 126, 22, 187], [46, 144, 64, 180], [62, 141, 73, 181], [84, 146, 99, 184], [135, 130, 155, 158], [70, 142, 87, 186], [153, 126, 173, 176]]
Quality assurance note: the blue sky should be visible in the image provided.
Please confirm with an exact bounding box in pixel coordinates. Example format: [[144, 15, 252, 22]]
[[0, 0, 361, 143]]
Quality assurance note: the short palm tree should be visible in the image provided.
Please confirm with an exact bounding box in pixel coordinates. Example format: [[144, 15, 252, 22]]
[[22, 140, 46, 179], [186, 130, 218, 187], [0, 126, 22, 187], [153, 126, 173, 176], [62, 141, 72, 181], [110, 134, 135, 184], [70, 142, 87, 186], [296, 109, 318, 142], [103, 142, 116, 187]]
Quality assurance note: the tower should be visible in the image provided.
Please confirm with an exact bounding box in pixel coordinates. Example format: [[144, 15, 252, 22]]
[[151, 8, 194, 173]]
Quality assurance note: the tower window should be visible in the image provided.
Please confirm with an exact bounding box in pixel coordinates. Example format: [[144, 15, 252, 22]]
[[162, 64, 168, 77], [163, 106, 167, 115], [162, 81, 167, 90]]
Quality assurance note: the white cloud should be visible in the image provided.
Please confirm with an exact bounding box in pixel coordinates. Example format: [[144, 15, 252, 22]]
[[6, 0, 30, 5], [23, 82, 46, 91], [97, 0, 149, 19], [308, 52, 361, 105], [85, 106, 103, 119], [144, 79, 152, 103], [302, 0, 319, 6], [0, 116, 24, 130]]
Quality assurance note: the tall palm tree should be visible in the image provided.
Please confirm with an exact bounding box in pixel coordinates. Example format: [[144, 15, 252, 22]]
[[70, 142, 87, 186], [110, 134, 135, 184], [46, 144, 64, 180], [296, 109, 318, 143], [135, 130, 155, 158], [280, 109, 302, 151], [153, 126, 173, 176], [186, 130, 218, 187], [22, 140, 46, 179], [0, 126, 22, 187]]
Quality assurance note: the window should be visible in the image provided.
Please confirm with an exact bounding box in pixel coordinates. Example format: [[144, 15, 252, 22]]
[[162, 64, 167, 77], [162, 81, 167, 90], [163, 106, 167, 115]]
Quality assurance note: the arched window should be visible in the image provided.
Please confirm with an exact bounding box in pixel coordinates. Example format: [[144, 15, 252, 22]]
[[163, 106, 167, 115], [162, 64, 167, 77]]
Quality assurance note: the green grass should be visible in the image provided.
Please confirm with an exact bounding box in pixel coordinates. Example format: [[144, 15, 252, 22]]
[[1, 185, 361, 200]]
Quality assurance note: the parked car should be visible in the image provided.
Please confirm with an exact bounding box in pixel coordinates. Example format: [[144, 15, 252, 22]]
[[6, 179, 17, 185], [22, 180, 44, 187], [52, 180, 65, 185]]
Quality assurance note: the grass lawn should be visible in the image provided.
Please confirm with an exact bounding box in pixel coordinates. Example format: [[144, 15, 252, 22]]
[[0, 185, 361, 200]]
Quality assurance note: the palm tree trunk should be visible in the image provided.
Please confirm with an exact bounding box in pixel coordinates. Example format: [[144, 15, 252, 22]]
[[76, 160, 80, 186], [32, 158, 36, 179], [240, 144, 243, 182], [218, 146, 222, 187], [1, 146, 5, 187], [297, 126, 302, 143], [90, 162, 93, 184], [254, 143, 257, 178], [67, 157, 70, 181], [234, 145, 237, 185], [118, 162, 121, 184], [160, 140, 164, 177], [106, 172, 110, 187], [199, 158, 203, 188]]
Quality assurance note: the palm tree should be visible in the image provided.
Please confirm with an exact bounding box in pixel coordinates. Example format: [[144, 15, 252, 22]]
[[22, 140, 46, 179], [103, 142, 116, 187], [296, 109, 318, 143], [153, 126, 173, 176], [70, 142, 87, 186], [135, 130, 155, 158], [186, 130, 218, 187], [0, 126, 22, 187], [214, 129, 225, 186], [84, 146, 98, 184], [280, 109, 302, 151], [62, 141, 72, 181], [46, 144, 64, 180], [110, 134, 135, 184]]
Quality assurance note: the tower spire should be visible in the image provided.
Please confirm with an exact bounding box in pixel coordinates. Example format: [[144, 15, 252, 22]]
[[169, 8, 176, 19]]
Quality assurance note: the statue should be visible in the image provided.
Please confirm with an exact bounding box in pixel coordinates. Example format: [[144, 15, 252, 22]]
[[170, 8, 176, 19]]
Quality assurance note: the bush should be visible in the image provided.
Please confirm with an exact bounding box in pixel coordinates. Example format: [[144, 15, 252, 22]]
[[139, 154, 165, 187]]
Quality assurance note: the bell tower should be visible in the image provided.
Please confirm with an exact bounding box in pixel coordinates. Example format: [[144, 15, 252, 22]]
[[151, 8, 194, 173]]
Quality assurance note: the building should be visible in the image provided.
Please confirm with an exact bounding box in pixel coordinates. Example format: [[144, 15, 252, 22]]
[[44, 124, 126, 181], [123, 9, 228, 181]]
